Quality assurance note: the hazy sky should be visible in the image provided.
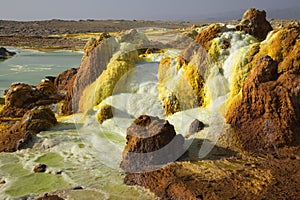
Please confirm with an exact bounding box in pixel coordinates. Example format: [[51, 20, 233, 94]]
[[1, 0, 300, 21]]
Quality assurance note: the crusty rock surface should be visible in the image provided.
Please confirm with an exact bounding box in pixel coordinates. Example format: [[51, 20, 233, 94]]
[[120, 115, 184, 172], [226, 56, 300, 152], [0, 82, 63, 118], [236, 8, 273, 41], [0, 107, 57, 152]]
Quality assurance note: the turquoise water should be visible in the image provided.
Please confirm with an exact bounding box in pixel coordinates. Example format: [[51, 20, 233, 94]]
[[0, 47, 83, 96]]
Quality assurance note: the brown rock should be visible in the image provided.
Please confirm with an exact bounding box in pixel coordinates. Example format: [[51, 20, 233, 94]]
[[53, 68, 78, 115], [0, 83, 63, 118], [60, 74, 77, 115], [189, 119, 205, 135], [120, 115, 184, 172], [33, 164, 47, 173], [36, 79, 58, 96], [195, 24, 223, 50], [236, 8, 273, 41], [124, 163, 198, 200], [0, 107, 57, 152], [54, 68, 78, 94], [226, 56, 300, 152], [36, 193, 64, 200]]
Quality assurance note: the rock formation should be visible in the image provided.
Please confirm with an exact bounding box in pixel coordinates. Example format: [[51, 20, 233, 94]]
[[227, 56, 300, 152], [53, 68, 78, 115], [195, 24, 223, 50], [54, 68, 78, 94], [0, 82, 63, 118], [0, 47, 16, 59], [236, 8, 273, 41], [226, 22, 300, 152], [120, 115, 184, 172], [72, 30, 150, 112], [0, 107, 57, 152]]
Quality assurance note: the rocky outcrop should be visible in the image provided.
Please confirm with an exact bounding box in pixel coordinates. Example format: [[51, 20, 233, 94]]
[[158, 49, 206, 116], [120, 115, 184, 172], [236, 8, 273, 41], [54, 68, 78, 94], [0, 82, 63, 118], [53, 68, 78, 115], [0, 47, 16, 59], [72, 30, 150, 112], [195, 24, 223, 50], [0, 107, 57, 152], [226, 56, 300, 152]]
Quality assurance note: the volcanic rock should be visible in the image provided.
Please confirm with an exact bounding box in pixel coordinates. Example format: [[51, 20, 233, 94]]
[[73, 30, 150, 112], [33, 164, 47, 173], [226, 56, 300, 152], [189, 119, 205, 135], [236, 8, 273, 41], [54, 68, 78, 94], [195, 24, 223, 50], [0, 107, 57, 152], [120, 115, 184, 172], [0, 82, 63, 118], [53, 68, 78, 115], [0, 47, 16, 60]]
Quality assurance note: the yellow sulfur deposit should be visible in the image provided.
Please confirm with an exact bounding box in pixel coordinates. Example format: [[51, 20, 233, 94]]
[[79, 51, 138, 112]]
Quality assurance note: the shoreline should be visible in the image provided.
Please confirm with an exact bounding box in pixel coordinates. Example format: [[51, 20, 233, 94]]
[[0, 14, 300, 199]]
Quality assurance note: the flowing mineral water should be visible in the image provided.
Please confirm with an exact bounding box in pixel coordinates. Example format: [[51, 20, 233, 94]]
[[0, 30, 256, 199]]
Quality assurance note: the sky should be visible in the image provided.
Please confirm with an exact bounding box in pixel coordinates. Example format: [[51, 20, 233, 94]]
[[1, 0, 300, 21]]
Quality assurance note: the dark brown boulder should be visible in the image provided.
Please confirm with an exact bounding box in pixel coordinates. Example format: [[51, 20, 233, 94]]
[[120, 115, 184, 172], [0, 107, 57, 152], [189, 119, 205, 135], [54, 68, 78, 94], [33, 164, 47, 173], [53, 68, 78, 115], [236, 8, 273, 41], [0, 82, 63, 118], [226, 56, 300, 152]]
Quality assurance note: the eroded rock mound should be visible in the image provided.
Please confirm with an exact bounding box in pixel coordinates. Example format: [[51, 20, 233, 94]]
[[236, 8, 273, 41], [0, 82, 63, 118], [54, 68, 78, 115], [227, 56, 300, 152], [0, 107, 57, 152], [120, 115, 184, 172], [195, 24, 223, 50]]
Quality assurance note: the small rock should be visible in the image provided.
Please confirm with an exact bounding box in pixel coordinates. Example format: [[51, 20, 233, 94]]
[[33, 164, 47, 173], [36, 193, 64, 200], [188, 119, 205, 135], [72, 186, 84, 190]]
